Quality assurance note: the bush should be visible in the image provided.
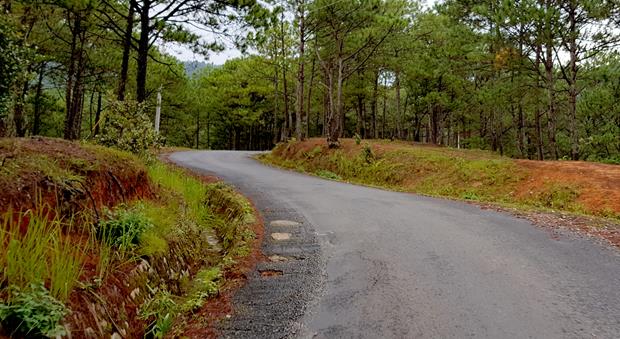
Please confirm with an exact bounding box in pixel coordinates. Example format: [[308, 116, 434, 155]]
[[98, 207, 153, 254], [96, 100, 161, 157], [0, 283, 68, 338]]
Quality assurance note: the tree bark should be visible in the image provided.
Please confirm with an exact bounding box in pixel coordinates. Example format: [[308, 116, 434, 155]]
[[64, 12, 87, 140], [280, 16, 291, 140], [566, 0, 579, 160], [117, 0, 135, 101], [295, 0, 305, 140], [306, 54, 315, 137], [136, 0, 150, 102], [32, 63, 45, 136], [395, 70, 402, 139], [371, 70, 379, 138]]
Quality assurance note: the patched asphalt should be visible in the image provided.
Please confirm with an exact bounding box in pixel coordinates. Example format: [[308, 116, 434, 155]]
[[171, 151, 620, 339]]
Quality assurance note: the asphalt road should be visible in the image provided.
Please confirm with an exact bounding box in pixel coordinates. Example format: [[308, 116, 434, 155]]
[[170, 151, 620, 339]]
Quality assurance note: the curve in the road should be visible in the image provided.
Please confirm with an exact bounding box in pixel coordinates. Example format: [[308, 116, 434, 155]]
[[170, 151, 620, 339]]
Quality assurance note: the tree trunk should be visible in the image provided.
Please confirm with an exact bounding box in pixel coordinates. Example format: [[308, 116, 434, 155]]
[[544, 1, 558, 159], [64, 12, 87, 140], [117, 0, 135, 101], [272, 37, 280, 144], [13, 73, 30, 137], [280, 17, 291, 140], [136, 0, 150, 103], [326, 64, 338, 147], [371, 70, 378, 138], [567, 0, 579, 160], [94, 92, 102, 135], [32, 63, 45, 136], [395, 70, 402, 139], [306, 54, 315, 137], [295, 0, 305, 140]]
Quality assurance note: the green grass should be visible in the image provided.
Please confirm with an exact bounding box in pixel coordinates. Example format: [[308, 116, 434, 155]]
[[0, 208, 85, 302]]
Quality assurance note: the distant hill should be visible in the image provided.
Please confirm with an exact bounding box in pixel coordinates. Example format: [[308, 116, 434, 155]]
[[183, 61, 219, 76]]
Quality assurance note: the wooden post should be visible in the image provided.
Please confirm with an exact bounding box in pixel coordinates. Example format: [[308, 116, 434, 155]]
[[155, 85, 162, 133]]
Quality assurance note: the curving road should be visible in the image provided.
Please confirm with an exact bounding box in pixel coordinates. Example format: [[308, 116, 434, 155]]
[[170, 151, 620, 339]]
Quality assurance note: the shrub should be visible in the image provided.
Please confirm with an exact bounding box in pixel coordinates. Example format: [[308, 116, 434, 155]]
[[360, 143, 374, 164], [354, 133, 362, 145], [97, 207, 153, 256], [0, 283, 68, 338], [96, 100, 161, 157]]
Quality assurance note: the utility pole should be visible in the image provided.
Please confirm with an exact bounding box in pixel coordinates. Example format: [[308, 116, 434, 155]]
[[155, 85, 161, 133]]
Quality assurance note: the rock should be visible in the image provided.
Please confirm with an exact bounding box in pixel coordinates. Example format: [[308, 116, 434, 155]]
[[270, 219, 301, 227], [271, 232, 291, 241], [269, 255, 289, 262]]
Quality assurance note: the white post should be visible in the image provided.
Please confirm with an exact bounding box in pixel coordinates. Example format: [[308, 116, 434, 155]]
[[155, 85, 162, 133]]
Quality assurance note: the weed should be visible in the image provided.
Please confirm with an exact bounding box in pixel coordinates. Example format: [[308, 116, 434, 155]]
[[304, 146, 322, 159], [97, 206, 153, 258], [354, 133, 362, 145], [181, 267, 221, 312], [316, 170, 342, 180], [0, 283, 68, 337], [360, 143, 375, 164], [532, 183, 581, 210], [139, 290, 177, 338]]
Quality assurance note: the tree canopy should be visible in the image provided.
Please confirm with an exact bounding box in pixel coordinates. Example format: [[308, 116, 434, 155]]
[[0, 0, 619, 162]]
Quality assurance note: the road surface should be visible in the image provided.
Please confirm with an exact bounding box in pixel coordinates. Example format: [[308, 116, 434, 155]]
[[170, 151, 620, 339]]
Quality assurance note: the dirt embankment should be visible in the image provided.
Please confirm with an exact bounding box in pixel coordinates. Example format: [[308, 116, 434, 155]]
[[0, 138, 263, 338], [0, 137, 153, 216]]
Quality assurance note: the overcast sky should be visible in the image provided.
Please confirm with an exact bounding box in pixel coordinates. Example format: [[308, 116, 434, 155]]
[[165, 0, 439, 65]]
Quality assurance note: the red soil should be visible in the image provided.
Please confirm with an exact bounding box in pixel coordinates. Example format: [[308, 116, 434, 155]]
[[0, 137, 153, 216]]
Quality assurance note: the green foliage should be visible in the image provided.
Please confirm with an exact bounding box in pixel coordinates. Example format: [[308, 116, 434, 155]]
[[315, 169, 342, 180], [97, 206, 153, 257], [0, 283, 69, 338], [139, 290, 177, 339], [360, 143, 375, 164], [354, 134, 362, 145], [181, 267, 221, 312], [96, 100, 161, 157], [531, 183, 581, 211], [0, 17, 23, 116]]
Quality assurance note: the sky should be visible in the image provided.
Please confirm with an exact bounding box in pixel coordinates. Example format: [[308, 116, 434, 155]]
[[165, 0, 439, 65]]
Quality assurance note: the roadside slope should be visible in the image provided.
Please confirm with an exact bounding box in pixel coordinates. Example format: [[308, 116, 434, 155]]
[[0, 138, 260, 338]]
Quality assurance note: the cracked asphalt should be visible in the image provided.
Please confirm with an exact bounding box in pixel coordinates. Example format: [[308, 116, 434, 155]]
[[170, 151, 620, 339]]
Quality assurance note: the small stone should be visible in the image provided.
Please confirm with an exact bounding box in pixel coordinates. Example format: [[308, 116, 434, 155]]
[[271, 232, 291, 241], [269, 255, 289, 262], [225, 314, 232, 319], [270, 220, 301, 227], [111, 333, 122, 339]]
